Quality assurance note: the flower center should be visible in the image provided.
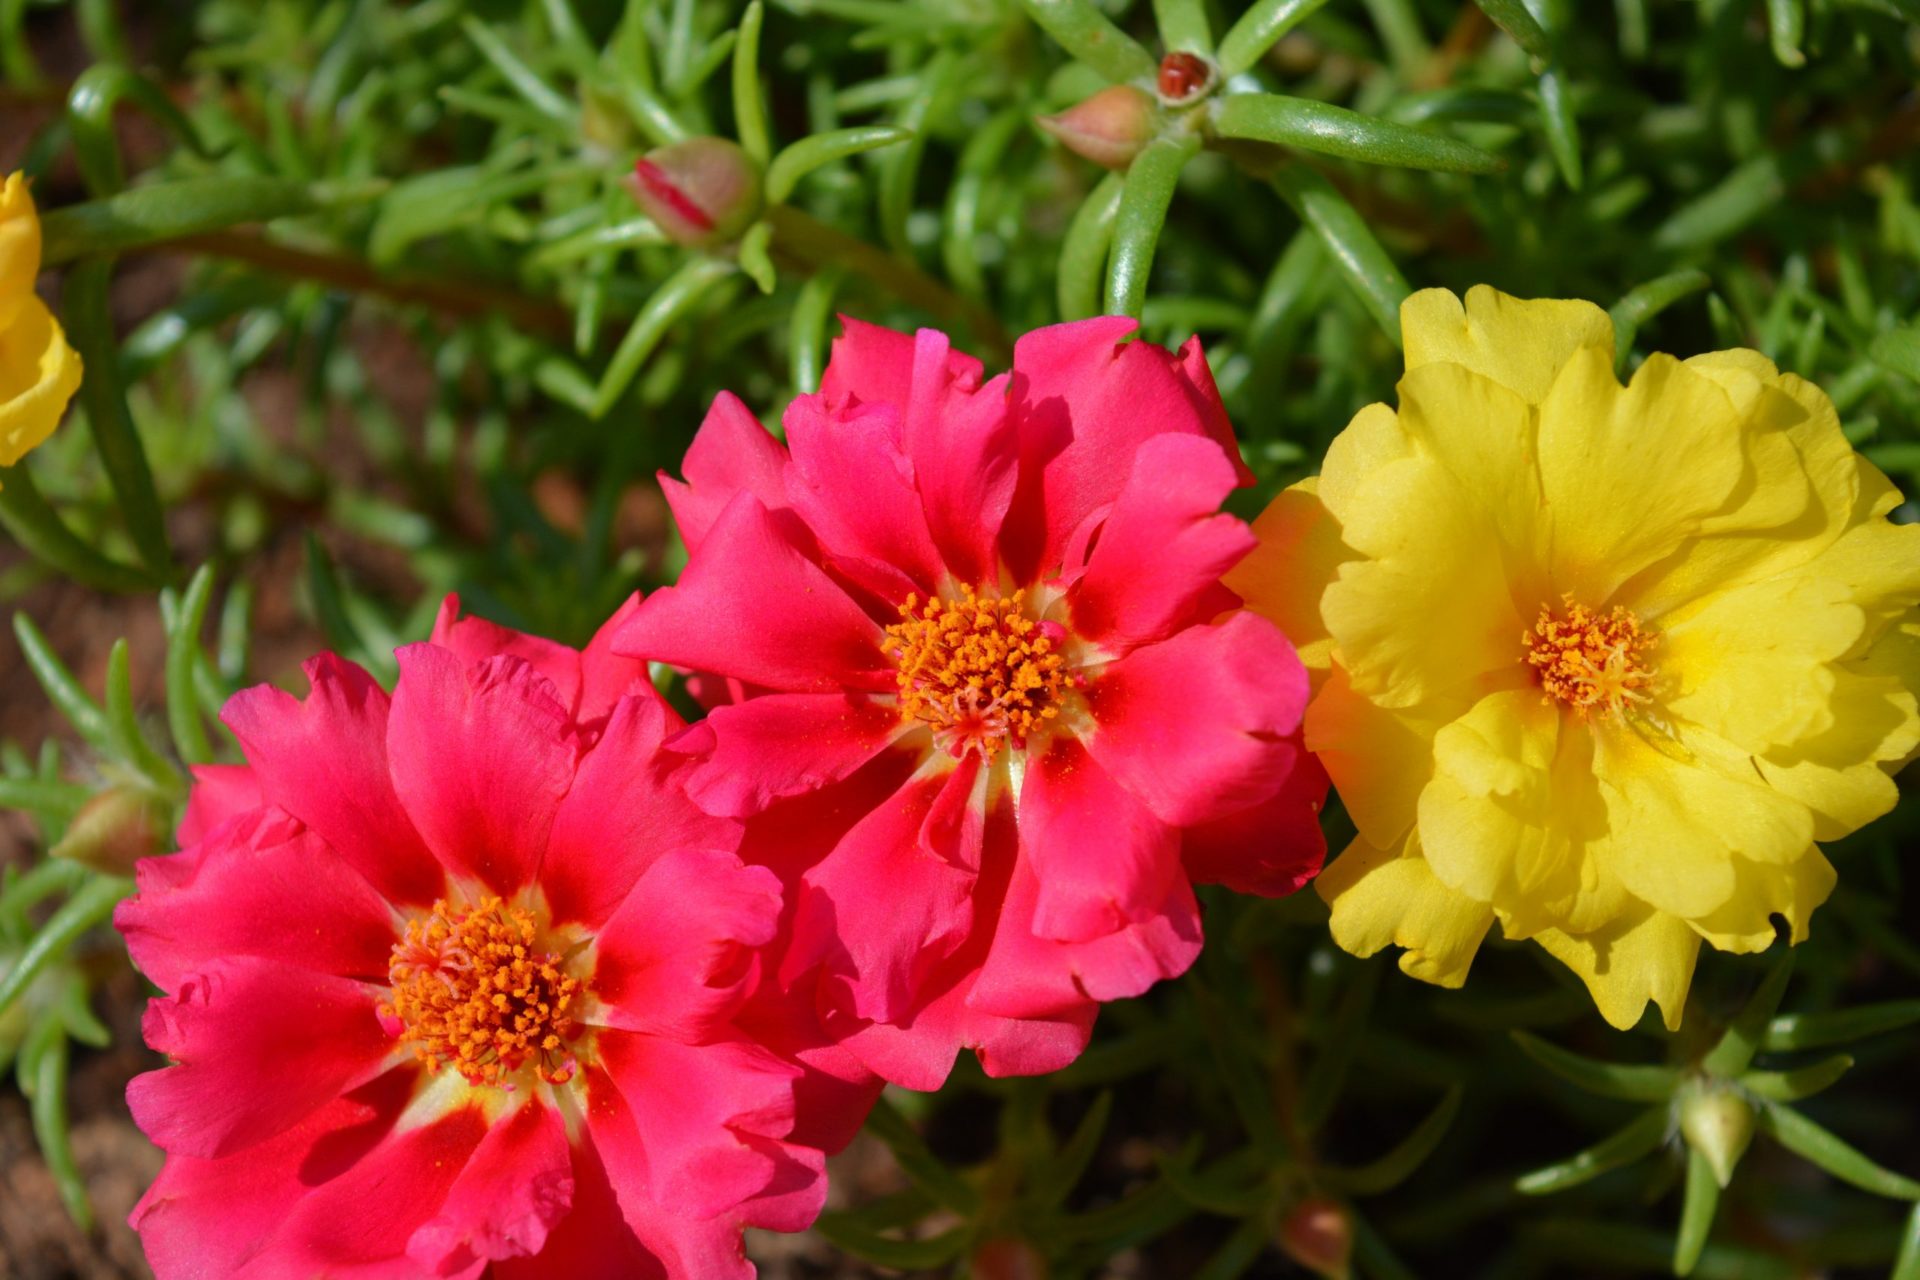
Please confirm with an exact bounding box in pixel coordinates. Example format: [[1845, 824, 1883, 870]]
[[884, 587, 1071, 757], [384, 896, 586, 1088], [1523, 600, 1656, 718]]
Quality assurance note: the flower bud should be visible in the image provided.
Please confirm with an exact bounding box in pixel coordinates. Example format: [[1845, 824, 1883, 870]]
[[1679, 1081, 1755, 1189], [626, 138, 764, 247], [1278, 1195, 1353, 1280], [1037, 85, 1158, 172], [1157, 51, 1214, 103], [970, 1238, 1048, 1280], [51, 784, 172, 877]]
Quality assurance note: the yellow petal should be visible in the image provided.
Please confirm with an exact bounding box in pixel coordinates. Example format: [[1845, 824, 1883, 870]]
[[1304, 663, 1442, 850], [0, 293, 83, 467], [0, 172, 41, 334], [1318, 828, 1493, 988], [1317, 400, 1413, 513], [1590, 720, 1813, 919], [1226, 478, 1349, 680], [1523, 899, 1700, 1031], [1394, 360, 1549, 563], [1538, 348, 1749, 604], [1401, 285, 1615, 405], [1687, 847, 1836, 953]]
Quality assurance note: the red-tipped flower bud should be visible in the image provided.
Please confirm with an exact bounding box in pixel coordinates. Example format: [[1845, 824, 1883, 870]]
[[1680, 1081, 1755, 1189], [1157, 50, 1214, 102], [51, 784, 171, 877], [1278, 1196, 1354, 1280], [627, 138, 764, 247], [1037, 84, 1158, 172]]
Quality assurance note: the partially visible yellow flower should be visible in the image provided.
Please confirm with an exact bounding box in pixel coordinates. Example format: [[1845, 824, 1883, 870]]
[[0, 172, 83, 469], [1230, 285, 1920, 1030]]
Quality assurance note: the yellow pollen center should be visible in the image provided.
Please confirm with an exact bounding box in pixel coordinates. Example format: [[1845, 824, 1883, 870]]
[[884, 586, 1071, 756], [1523, 599, 1655, 717], [384, 896, 586, 1088]]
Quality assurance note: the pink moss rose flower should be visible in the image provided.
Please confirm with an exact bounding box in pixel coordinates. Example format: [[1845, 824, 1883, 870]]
[[615, 317, 1327, 1089], [117, 597, 866, 1279]]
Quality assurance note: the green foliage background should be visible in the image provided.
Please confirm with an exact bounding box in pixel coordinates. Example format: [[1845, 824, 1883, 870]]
[[2, 0, 1919, 1275]]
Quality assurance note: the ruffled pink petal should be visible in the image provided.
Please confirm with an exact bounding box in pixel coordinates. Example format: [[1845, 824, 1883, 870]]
[[541, 693, 741, 930], [785, 764, 980, 1024], [1182, 744, 1328, 897], [677, 692, 910, 818], [783, 393, 946, 599], [660, 391, 793, 558], [117, 808, 396, 992], [130, 1067, 421, 1280], [899, 329, 1019, 585], [1018, 735, 1183, 943], [406, 1100, 574, 1276], [128, 960, 393, 1159], [587, 1032, 801, 1221], [577, 593, 661, 729], [387, 645, 578, 896], [1000, 318, 1245, 580], [592, 846, 783, 1042], [1081, 611, 1309, 827], [221, 655, 444, 907], [819, 315, 983, 416], [175, 764, 261, 846], [612, 493, 891, 694], [966, 846, 1203, 1021], [491, 1134, 669, 1280], [1174, 334, 1255, 487], [429, 595, 583, 713], [1066, 433, 1255, 654], [230, 1105, 490, 1279], [732, 977, 883, 1154]]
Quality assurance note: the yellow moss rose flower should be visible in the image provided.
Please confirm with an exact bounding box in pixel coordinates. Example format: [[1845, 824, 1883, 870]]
[[1230, 285, 1920, 1030], [0, 171, 84, 469]]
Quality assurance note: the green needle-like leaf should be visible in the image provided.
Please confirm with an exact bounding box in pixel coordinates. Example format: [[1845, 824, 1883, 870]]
[[166, 566, 219, 767], [590, 257, 739, 419], [1268, 164, 1410, 345], [1474, 0, 1552, 58], [1869, 328, 1920, 384], [863, 1095, 980, 1214], [1105, 133, 1200, 319], [1536, 67, 1582, 191], [1739, 1054, 1853, 1103], [39, 176, 384, 265], [1516, 1106, 1669, 1195], [788, 266, 844, 394], [0, 876, 135, 1016], [1058, 172, 1125, 321], [0, 464, 157, 594], [1893, 1201, 1920, 1280], [1610, 269, 1711, 363], [1757, 1104, 1920, 1200], [12, 613, 113, 753], [1763, 1000, 1920, 1051], [1021, 0, 1158, 84], [1327, 1085, 1463, 1194], [103, 639, 180, 790], [1153, 0, 1213, 54], [28, 1022, 91, 1229], [459, 15, 578, 126], [1702, 951, 1795, 1079], [731, 1, 772, 163], [1766, 0, 1806, 67], [812, 1217, 971, 1271], [1512, 1031, 1680, 1101], [1216, 0, 1335, 78], [766, 126, 911, 203], [1674, 1149, 1722, 1276], [1212, 93, 1506, 173]]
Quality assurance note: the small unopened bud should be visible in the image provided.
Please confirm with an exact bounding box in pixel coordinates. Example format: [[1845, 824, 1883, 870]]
[[1279, 1196, 1353, 1280], [1680, 1082, 1754, 1189], [1037, 84, 1158, 171], [1157, 50, 1214, 103], [51, 785, 171, 877], [626, 138, 763, 247], [970, 1238, 1047, 1280]]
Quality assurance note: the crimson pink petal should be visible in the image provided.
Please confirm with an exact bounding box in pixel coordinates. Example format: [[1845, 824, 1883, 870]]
[[1018, 735, 1183, 943], [1000, 318, 1245, 580], [492, 1134, 670, 1280], [678, 692, 909, 818], [1182, 744, 1328, 897], [819, 314, 983, 414], [897, 328, 1020, 585], [406, 1100, 574, 1276], [1066, 433, 1256, 653], [175, 764, 260, 846], [127, 959, 393, 1159], [117, 808, 396, 991], [783, 393, 946, 599], [1081, 611, 1309, 827], [130, 1067, 420, 1280], [659, 390, 793, 558], [587, 1032, 801, 1220], [611, 494, 890, 694], [733, 978, 883, 1154], [785, 764, 979, 1025], [220, 655, 444, 907], [429, 594, 583, 714], [387, 644, 577, 896], [577, 592, 662, 729], [592, 846, 783, 1043], [542, 693, 740, 930]]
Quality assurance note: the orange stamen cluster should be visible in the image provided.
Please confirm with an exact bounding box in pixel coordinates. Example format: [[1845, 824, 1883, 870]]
[[1523, 599, 1656, 718], [384, 896, 585, 1088], [885, 586, 1071, 756]]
